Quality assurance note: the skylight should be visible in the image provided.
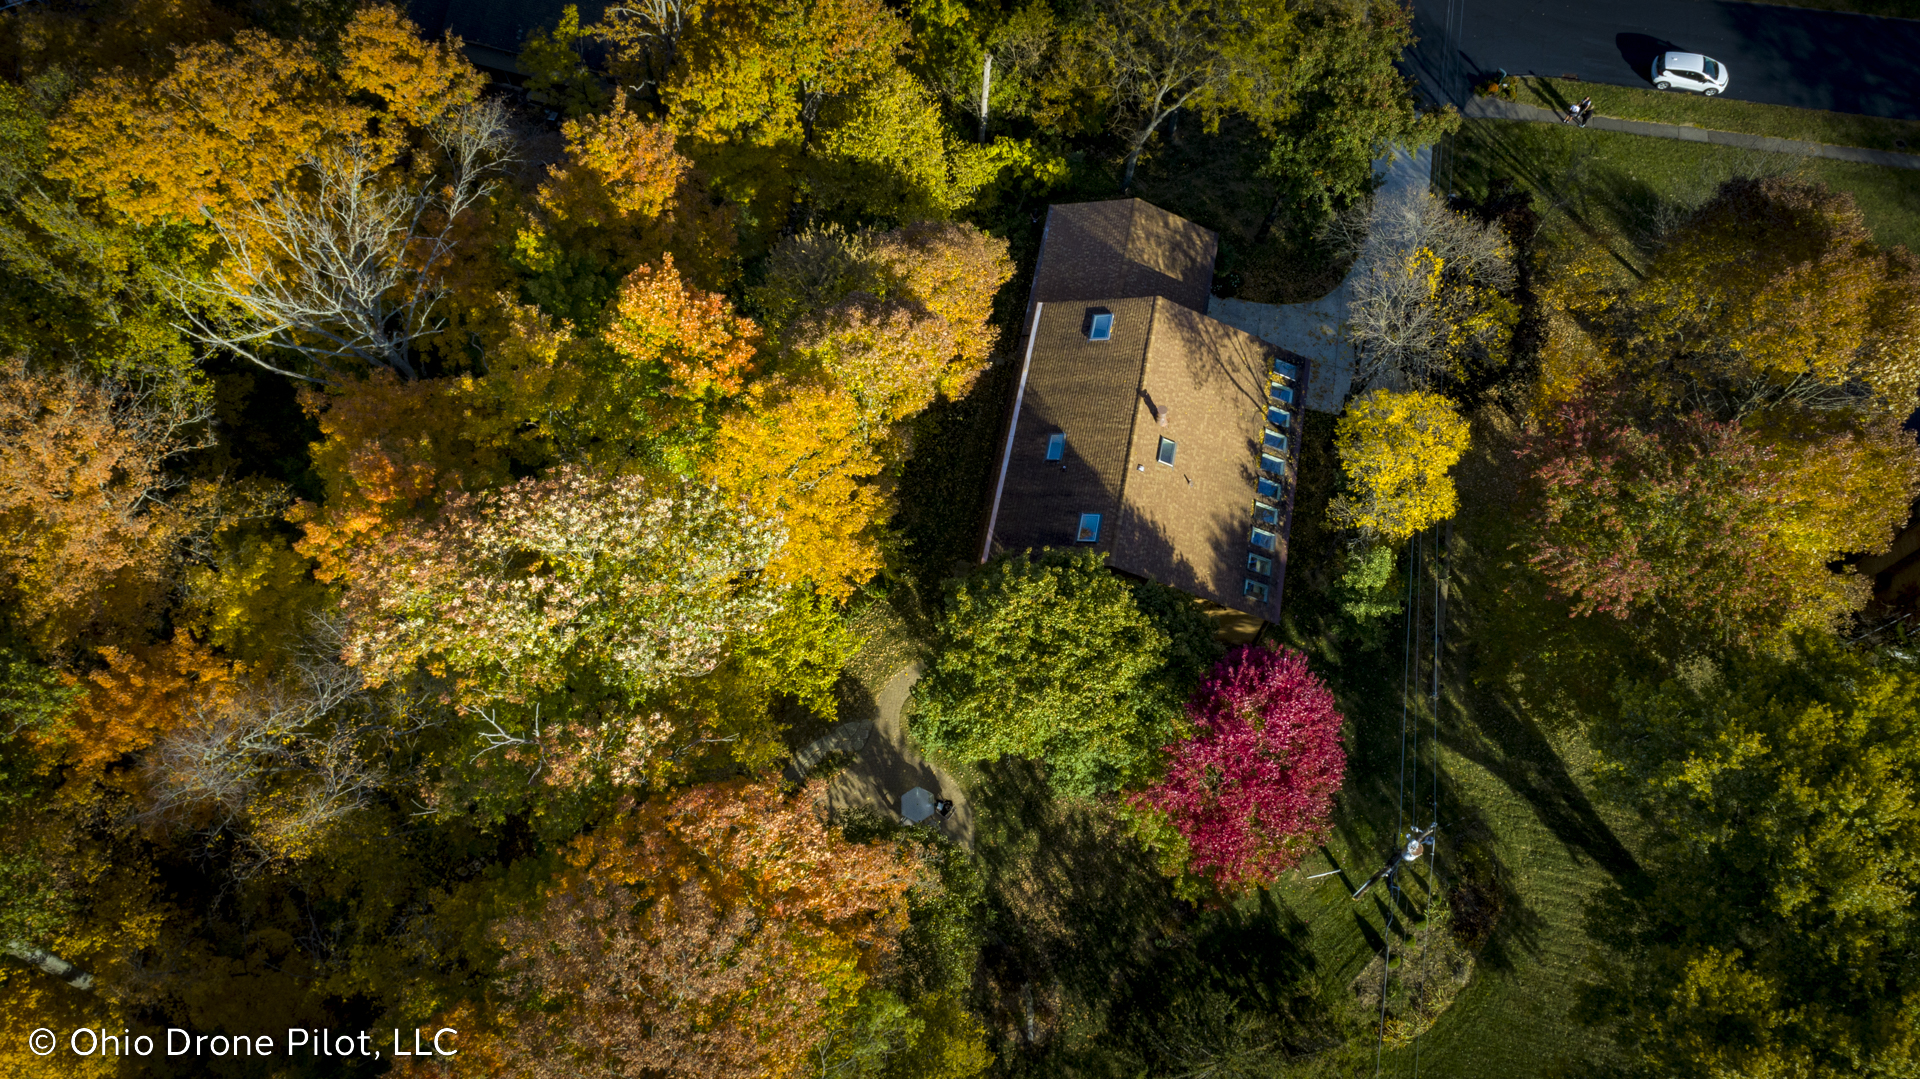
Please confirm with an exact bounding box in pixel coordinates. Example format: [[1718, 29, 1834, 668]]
[[1247, 552, 1273, 576], [1076, 513, 1102, 542], [1267, 407, 1290, 428], [1156, 437, 1176, 466], [1046, 433, 1065, 461], [1272, 359, 1297, 379], [1250, 527, 1277, 552], [1088, 312, 1114, 341], [1257, 476, 1282, 499], [1243, 579, 1271, 602], [1260, 453, 1287, 475], [1264, 431, 1289, 453]]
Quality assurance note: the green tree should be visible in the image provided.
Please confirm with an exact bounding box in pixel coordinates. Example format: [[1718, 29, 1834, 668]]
[[908, 550, 1201, 796], [1580, 636, 1920, 1077], [1068, 0, 1296, 190], [1258, 0, 1456, 235]]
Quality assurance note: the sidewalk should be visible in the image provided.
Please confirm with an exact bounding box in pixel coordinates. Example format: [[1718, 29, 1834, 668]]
[[1207, 145, 1435, 412], [1462, 98, 1920, 171]]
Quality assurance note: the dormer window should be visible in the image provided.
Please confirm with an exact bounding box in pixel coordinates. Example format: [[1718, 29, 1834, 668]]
[[1267, 407, 1290, 428], [1046, 433, 1066, 461], [1087, 311, 1114, 341], [1264, 431, 1289, 453]]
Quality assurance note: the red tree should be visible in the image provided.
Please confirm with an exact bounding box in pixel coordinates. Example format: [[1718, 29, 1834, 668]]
[[1132, 644, 1346, 888]]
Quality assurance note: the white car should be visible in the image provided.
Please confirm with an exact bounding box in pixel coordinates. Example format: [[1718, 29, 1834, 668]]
[[1652, 52, 1730, 96]]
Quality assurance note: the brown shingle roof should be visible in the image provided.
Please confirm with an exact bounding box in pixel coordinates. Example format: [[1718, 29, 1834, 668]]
[[1028, 200, 1217, 315], [984, 297, 1306, 621], [983, 198, 1306, 624]]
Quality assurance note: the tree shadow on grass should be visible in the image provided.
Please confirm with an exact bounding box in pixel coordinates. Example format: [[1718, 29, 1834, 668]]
[[970, 760, 1333, 1073]]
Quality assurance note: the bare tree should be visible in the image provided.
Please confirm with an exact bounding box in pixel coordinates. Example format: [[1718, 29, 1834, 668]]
[[1340, 186, 1515, 391], [143, 613, 427, 874], [175, 100, 514, 386]]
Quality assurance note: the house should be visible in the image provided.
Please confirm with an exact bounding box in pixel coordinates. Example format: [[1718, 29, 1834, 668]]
[[981, 199, 1309, 631]]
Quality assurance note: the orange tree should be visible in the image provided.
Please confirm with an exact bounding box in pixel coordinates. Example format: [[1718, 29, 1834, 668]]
[[433, 778, 919, 1079]]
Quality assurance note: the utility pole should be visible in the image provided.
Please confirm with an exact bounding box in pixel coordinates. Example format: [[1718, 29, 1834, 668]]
[[978, 52, 993, 144], [1351, 823, 1437, 901]]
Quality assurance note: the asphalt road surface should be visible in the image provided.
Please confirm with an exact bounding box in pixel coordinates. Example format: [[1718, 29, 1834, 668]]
[[1407, 0, 1920, 120]]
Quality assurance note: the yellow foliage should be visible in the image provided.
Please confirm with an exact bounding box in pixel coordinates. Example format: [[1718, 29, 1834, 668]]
[[339, 4, 487, 129], [1329, 389, 1470, 543], [1530, 310, 1617, 422], [48, 31, 363, 225], [181, 525, 330, 666], [703, 379, 888, 599]]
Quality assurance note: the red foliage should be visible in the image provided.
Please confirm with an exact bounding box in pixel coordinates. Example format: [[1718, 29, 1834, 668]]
[[1132, 644, 1346, 888]]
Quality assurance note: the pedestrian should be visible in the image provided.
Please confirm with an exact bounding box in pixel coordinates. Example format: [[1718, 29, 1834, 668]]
[[1576, 96, 1594, 128], [1560, 100, 1576, 124]]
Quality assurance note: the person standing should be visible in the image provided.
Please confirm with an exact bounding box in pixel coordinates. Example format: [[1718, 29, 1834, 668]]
[[1576, 96, 1594, 127]]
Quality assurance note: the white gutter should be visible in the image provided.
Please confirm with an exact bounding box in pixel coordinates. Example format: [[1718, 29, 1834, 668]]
[[981, 301, 1044, 563]]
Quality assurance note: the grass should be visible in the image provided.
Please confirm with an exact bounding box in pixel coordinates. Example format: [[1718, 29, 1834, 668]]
[[1511, 76, 1920, 154], [1442, 117, 1920, 255], [1260, 411, 1641, 1077]]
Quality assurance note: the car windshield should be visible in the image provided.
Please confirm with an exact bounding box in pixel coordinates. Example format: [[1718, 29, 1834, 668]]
[[1704, 58, 1720, 78]]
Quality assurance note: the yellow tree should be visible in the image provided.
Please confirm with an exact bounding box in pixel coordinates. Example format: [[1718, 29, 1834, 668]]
[[702, 378, 888, 598], [1632, 176, 1920, 418], [1328, 389, 1469, 543], [48, 30, 360, 226]]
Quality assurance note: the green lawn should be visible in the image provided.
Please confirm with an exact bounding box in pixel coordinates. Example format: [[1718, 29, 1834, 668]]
[[1441, 117, 1920, 256], [1262, 410, 1641, 1077], [1511, 76, 1920, 154]]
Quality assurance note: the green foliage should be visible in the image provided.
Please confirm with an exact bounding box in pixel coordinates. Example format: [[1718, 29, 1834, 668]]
[[909, 549, 1191, 796], [1580, 636, 1920, 1077], [736, 586, 865, 720], [1260, 0, 1457, 231], [1127, 577, 1225, 689], [1334, 542, 1401, 624], [521, 6, 613, 119]]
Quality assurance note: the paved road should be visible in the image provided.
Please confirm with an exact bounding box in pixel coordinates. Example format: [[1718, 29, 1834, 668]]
[[1408, 0, 1920, 120]]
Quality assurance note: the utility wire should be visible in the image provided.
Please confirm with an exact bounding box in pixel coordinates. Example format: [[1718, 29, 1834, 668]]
[[1378, 528, 1421, 1076]]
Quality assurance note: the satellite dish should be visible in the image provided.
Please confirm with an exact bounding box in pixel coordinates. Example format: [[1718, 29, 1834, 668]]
[[901, 787, 937, 824]]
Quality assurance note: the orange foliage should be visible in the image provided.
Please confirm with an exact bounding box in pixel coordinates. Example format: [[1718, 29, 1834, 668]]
[[604, 253, 761, 400], [0, 358, 211, 649], [54, 634, 234, 784], [340, 5, 486, 129], [290, 371, 519, 584], [472, 779, 917, 1079], [48, 31, 362, 225], [703, 379, 887, 598], [541, 88, 690, 226]]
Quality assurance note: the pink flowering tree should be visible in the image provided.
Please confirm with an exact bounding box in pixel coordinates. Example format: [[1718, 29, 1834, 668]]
[[1131, 644, 1347, 889]]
